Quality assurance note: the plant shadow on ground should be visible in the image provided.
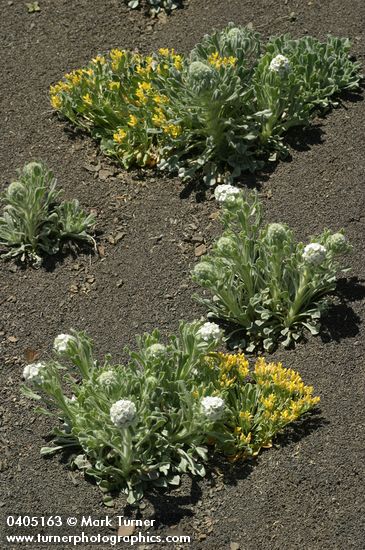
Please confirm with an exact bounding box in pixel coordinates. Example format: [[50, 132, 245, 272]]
[[177, 124, 326, 202], [320, 277, 364, 343], [40, 411, 325, 526], [285, 122, 324, 152], [125, 411, 325, 526], [9, 240, 99, 274]]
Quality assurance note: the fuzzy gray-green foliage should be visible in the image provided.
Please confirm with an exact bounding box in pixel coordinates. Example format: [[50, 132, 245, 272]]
[[192, 189, 352, 351], [0, 162, 95, 264], [158, 24, 361, 185]]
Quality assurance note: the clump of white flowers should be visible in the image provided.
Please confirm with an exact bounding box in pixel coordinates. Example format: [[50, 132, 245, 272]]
[[214, 184, 241, 204], [302, 243, 327, 266], [110, 399, 137, 429], [147, 343, 166, 358], [266, 223, 288, 242], [23, 362, 46, 384], [197, 322, 223, 342], [201, 396, 225, 421], [54, 333, 75, 353], [269, 54, 290, 76], [98, 370, 118, 387]]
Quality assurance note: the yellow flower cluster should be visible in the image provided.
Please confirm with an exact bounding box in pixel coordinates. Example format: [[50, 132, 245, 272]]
[[153, 94, 169, 105], [135, 81, 153, 105], [213, 352, 250, 388], [108, 81, 120, 91], [163, 124, 182, 138], [128, 114, 138, 127], [110, 49, 125, 71], [113, 128, 127, 144], [152, 107, 166, 127], [208, 51, 237, 69], [92, 55, 106, 65], [82, 93, 93, 106], [254, 357, 318, 400]]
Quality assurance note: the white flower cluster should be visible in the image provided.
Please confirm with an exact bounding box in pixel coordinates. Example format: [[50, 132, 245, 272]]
[[23, 362, 46, 384], [110, 399, 137, 429], [98, 370, 118, 387], [302, 243, 327, 266], [201, 396, 225, 421], [197, 322, 223, 342], [147, 343, 166, 358], [214, 184, 241, 205], [269, 54, 290, 76], [54, 333, 75, 353]]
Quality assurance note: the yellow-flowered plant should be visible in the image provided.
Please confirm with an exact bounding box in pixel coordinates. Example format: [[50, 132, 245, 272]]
[[50, 48, 185, 170], [50, 24, 360, 185], [193, 353, 320, 461]]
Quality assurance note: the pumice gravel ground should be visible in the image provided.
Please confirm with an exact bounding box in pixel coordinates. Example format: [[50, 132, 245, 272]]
[[0, 1, 364, 549]]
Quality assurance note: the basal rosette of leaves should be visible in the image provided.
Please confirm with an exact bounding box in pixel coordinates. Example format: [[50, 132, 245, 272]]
[[50, 24, 361, 185], [22, 324, 319, 504], [192, 188, 352, 351], [0, 162, 95, 265]]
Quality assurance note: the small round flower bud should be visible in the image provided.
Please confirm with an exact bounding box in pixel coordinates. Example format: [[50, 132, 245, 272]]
[[188, 61, 214, 83], [110, 399, 137, 429], [266, 223, 288, 242], [197, 322, 223, 342], [147, 343, 166, 358], [23, 362, 46, 384], [98, 370, 118, 387], [302, 243, 327, 266], [327, 233, 349, 254], [193, 261, 215, 282], [201, 396, 225, 421], [215, 236, 236, 254], [214, 184, 241, 204], [7, 181, 25, 198], [269, 54, 290, 76], [23, 162, 44, 177], [54, 334, 75, 353]]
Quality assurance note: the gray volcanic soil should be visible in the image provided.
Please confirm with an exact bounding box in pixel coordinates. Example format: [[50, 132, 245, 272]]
[[0, 1, 364, 549]]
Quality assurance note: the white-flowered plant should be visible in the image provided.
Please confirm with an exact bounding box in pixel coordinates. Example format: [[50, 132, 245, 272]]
[[110, 400, 137, 428], [22, 329, 321, 503], [214, 184, 241, 205], [302, 243, 327, 266], [147, 343, 166, 358], [21, 323, 226, 504], [0, 162, 95, 264], [23, 362, 46, 384], [201, 396, 225, 421], [54, 333, 75, 353], [197, 322, 224, 343], [98, 370, 118, 387], [269, 54, 290, 75], [192, 189, 352, 351]]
